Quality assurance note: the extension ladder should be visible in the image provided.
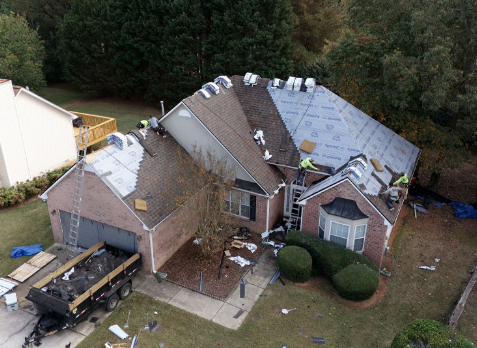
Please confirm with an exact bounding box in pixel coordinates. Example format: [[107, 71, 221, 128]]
[[66, 125, 89, 258]]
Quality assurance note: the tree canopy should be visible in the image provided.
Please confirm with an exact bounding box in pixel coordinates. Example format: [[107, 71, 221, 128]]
[[327, 0, 477, 176], [60, 0, 294, 103], [0, 13, 45, 90]]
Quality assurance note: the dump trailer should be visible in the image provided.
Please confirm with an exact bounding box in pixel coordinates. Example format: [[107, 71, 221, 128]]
[[23, 242, 141, 347]]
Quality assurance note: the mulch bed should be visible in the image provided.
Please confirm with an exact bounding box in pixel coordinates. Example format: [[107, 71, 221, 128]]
[[158, 233, 264, 300]]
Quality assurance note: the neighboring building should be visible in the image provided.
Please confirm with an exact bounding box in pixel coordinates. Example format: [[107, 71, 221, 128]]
[[40, 74, 419, 273], [0, 79, 77, 188]]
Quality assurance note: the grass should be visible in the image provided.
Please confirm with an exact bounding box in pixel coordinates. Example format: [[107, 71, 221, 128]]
[[0, 199, 53, 277], [76, 207, 477, 348], [40, 85, 161, 134]]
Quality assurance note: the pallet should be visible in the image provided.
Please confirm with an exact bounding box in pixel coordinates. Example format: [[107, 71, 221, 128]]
[[8, 252, 56, 283]]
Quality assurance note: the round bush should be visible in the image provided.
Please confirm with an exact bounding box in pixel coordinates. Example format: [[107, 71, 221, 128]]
[[391, 319, 474, 348], [277, 246, 312, 283], [332, 263, 379, 301]]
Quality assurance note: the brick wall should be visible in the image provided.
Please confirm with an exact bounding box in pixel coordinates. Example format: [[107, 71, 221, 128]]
[[46, 170, 195, 273], [268, 189, 284, 229], [301, 180, 387, 268], [277, 166, 326, 186], [228, 194, 267, 233]]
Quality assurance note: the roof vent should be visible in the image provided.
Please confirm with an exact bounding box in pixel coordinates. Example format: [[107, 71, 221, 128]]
[[249, 74, 260, 86], [214, 76, 233, 89], [244, 72, 253, 85], [195, 89, 211, 99], [271, 78, 281, 89], [293, 78, 303, 91], [202, 82, 220, 95], [305, 78, 316, 93], [286, 77, 295, 91]]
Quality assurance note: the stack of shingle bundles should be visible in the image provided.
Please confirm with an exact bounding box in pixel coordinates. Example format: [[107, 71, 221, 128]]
[[244, 72, 253, 85], [286, 76, 295, 91], [195, 89, 211, 99], [249, 74, 260, 86], [293, 77, 303, 91], [305, 78, 316, 93], [107, 132, 129, 150], [202, 82, 220, 95], [271, 78, 281, 89], [214, 76, 233, 89]]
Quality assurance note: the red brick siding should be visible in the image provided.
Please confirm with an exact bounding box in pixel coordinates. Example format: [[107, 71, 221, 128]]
[[268, 189, 284, 229], [228, 194, 267, 233], [46, 171, 196, 273], [277, 166, 326, 186], [301, 180, 387, 268]]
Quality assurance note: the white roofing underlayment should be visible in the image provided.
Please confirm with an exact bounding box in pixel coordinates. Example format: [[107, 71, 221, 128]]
[[268, 82, 420, 197], [85, 141, 144, 198]]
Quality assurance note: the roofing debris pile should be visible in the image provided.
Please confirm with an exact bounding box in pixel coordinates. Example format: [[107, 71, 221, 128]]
[[40, 249, 128, 303]]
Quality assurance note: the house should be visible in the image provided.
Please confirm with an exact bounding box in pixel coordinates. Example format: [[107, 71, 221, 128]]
[[40, 131, 201, 272], [40, 74, 419, 273], [160, 75, 420, 268], [0, 79, 78, 188]]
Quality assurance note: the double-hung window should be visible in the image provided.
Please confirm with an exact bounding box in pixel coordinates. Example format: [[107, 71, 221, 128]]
[[330, 222, 349, 248], [354, 225, 366, 252], [225, 191, 251, 219]]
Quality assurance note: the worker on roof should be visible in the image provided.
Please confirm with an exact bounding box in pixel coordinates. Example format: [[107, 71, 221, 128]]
[[296, 157, 318, 184], [393, 173, 409, 187], [149, 115, 167, 138], [380, 184, 406, 211], [136, 120, 149, 129]]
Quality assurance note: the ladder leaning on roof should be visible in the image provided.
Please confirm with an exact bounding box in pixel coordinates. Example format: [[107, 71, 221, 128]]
[[66, 125, 90, 259]]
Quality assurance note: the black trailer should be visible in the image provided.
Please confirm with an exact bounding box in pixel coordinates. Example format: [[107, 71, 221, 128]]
[[23, 242, 141, 347]]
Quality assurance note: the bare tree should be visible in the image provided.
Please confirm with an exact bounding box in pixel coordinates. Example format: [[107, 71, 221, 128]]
[[175, 146, 237, 257]]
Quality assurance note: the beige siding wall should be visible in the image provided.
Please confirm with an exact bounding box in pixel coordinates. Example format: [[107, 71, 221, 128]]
[[0, 81, 30, 187], [15, 92, 77, 177], [161, 104, 253, 182]]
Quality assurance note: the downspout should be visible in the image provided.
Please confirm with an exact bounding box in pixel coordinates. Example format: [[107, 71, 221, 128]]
[[160, 101, 165, 117], [266, 197, 270, 232], [148, 229, 156, 274]]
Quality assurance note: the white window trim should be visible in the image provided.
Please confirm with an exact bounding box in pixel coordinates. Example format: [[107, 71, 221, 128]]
[[225, 191, 251, 219], [329, 221, 351, 248], [318, 213, 327, 239], [353, 224, 367, 253]]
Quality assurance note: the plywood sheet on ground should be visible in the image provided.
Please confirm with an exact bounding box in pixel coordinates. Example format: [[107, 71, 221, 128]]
[[8, 252, 56, 283]]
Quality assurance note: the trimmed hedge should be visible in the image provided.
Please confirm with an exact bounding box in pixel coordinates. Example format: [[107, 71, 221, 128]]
[[0, 166, 71, 208], [286, 230, 377, 280], [277, 246, 312, 283], [332, 263, 379, 301], [391, 319, 473, 348]]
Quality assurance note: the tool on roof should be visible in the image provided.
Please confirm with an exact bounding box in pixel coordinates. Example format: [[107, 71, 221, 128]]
[[66, 125, 90, 260]]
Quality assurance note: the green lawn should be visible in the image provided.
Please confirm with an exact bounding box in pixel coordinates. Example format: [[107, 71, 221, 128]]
[[40, 85, 161, 134], [0, 199, 52, 277]]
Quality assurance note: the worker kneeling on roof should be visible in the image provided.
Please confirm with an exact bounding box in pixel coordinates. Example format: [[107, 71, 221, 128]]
[[149, 115, 167, 137], [296, 157, 318, 184], [136, 120, 149, 129]]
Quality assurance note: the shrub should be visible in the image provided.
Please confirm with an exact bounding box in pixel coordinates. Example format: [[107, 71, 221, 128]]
[[286, 230, 377, 280], [391, 319, 473, 348], [277, 246, 312, 283], [0, 166, 71, 208], [332, 263, 379, 301]]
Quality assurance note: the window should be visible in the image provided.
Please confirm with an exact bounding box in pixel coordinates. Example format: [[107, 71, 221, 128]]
[[354, 225, 367, 252], [225, 191, 251, 219], [330, 222, 349, 248], [318, 213, 326, 239]]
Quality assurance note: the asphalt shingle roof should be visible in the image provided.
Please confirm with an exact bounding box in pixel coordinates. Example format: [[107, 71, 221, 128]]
[[182, 85, 284, 195]]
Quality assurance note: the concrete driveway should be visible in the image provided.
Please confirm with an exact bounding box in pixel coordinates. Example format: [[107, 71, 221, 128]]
[[0, 245, 113, 348]]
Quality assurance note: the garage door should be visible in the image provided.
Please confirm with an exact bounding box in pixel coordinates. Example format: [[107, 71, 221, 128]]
[[59, 210, 137, 253]]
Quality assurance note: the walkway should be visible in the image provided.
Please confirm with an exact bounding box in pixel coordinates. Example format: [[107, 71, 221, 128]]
[[133, 248, 278, 330]]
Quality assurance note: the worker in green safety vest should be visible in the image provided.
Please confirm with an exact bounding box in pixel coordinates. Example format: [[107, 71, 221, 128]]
[[393, 173, 409, 187], [136, 120, 149, 129], [296, 157, 318, 183]]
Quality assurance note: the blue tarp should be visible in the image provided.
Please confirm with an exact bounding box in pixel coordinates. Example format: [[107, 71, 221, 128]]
[[449, 202, 477, 219], [10, 244, 43, 258], [415, 196, 446, 207]]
